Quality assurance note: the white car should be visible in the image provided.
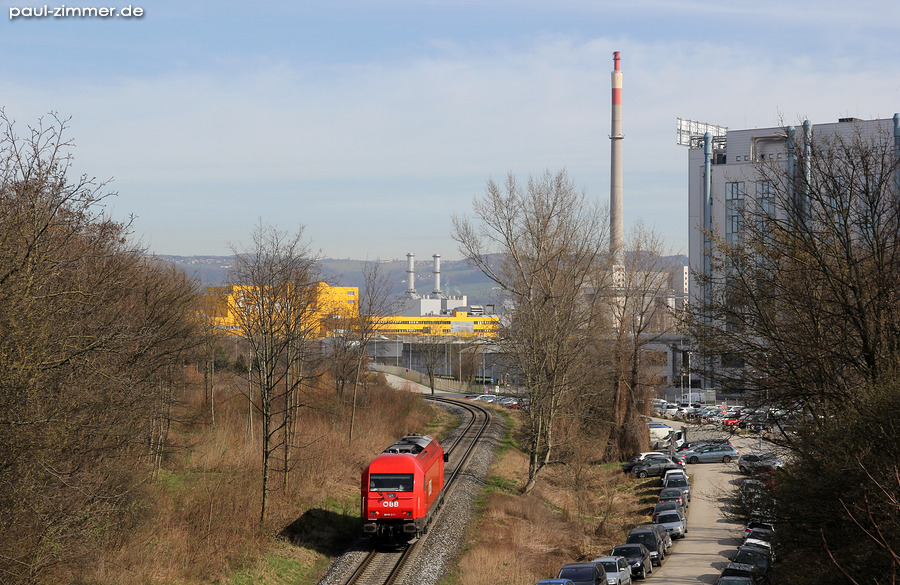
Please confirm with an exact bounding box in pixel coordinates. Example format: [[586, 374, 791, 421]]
[[663, 468, 686, 483]]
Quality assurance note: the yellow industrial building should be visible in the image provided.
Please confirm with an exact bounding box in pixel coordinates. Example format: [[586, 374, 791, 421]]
[[374, 311, 499, 338], [200, 282, 359, 336], [200, 281, 498, 338]]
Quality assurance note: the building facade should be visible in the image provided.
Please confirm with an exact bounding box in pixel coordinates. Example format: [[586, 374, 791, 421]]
[[683, 114, 900, 391], [686, 115, 899, 309], [201, 282, 359, 336]]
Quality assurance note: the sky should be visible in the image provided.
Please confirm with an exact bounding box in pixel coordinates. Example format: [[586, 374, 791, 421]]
[[2, 0, 899, 261]]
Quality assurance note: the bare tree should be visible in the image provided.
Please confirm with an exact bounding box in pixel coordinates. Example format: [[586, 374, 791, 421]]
[[605, 222, 679, 457], [228, 220, 321, 522], [346, 260, 393, 443], [453, 169, 609, 492], [418, 330, 452, 395], [0, 111, 203, 582]]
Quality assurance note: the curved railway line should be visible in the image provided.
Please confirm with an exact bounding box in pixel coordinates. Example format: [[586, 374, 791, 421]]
[[343, 396, 492, 585]]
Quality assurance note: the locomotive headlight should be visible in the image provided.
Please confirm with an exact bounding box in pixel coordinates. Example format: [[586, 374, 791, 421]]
[[402, 511, 411, 517]]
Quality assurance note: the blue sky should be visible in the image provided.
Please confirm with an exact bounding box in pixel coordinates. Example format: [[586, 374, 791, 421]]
[[3, 0, 899, 260]]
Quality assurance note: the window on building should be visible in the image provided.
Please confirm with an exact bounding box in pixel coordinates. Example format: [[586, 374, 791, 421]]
[[726, 181, 745, 245], [756, 181, 774, 216]]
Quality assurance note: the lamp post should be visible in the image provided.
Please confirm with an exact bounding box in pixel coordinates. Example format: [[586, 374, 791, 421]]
[[686, 351, 692, 405]]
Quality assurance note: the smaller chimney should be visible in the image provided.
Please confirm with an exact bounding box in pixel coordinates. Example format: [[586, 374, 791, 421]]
[[432, 254, 442, 296], [406, 253, 416, 295]]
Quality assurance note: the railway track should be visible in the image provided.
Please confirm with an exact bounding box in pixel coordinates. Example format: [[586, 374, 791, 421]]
[[343, 396, 492, 585]]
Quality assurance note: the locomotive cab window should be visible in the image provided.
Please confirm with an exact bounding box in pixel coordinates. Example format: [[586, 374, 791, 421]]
[[369, 474, 414, 492]]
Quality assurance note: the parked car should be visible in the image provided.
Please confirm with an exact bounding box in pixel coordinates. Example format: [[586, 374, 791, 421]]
[[662, 475, 691, 502], [537, 580, 576, 585], [634, 523, 672, 553], [663, 468, 686, 482], [681, 444, 740, 463], [743, 528, 775, 558], [743, 519, 775, 539], [737, 452, 784, 474], [497, 396, 520, 408], [677, 438, 731, 452], [715, 576, 756, 585], [732, 545, 772, 578], [718, 561, 767, 584], [673, 452, 688, 465], [652, 509, 687, 539], [631, 457, 680, 479], [658, 487, 688, 509], [741, 412, 773, 432], [625, 526, 666, 566], [471, 394, 499, 403], [591, 556, 633, 585], [557, 563, 606, 585], [622, 452, 673, 473], [722, 410, 748, 429], [651, 500, 686, 522], [610, 543, 652, 579]]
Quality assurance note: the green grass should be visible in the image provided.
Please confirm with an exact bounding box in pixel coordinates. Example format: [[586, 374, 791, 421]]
[[226, 551, 330, 585], [484, 474, 519, 495], [156, 469, 192, 492]]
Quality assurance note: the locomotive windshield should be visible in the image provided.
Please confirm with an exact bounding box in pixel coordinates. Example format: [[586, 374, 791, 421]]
[[369, 473, 414, 492]]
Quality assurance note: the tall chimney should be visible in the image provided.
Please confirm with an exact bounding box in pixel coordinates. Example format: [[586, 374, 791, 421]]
[[432, 254, 442, 296], [406, 252, 416, 295], [610, 51, 624, 265]]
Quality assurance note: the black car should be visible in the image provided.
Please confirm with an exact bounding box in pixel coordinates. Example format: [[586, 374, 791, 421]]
[[737, 452, 784, 475], [733, 545, 772, 578], [631, 457, 679, 479], [634, 522, 673, 553], [625, 527, 666, 566], [610, 543, 653, 579], [719, 561, 767, 585], [658, 487, 688, 509], [651, 500, 686, 522], [557, 562, 607, 585]]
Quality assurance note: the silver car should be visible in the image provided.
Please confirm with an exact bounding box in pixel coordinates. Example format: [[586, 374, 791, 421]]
[[663, 475, 691, 502], [591, 556, 633, 585], [653, 510, 687, 539], [682, 444, 740, 463]]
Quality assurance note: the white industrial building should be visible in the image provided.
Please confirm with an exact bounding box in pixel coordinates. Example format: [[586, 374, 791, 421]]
[[682, 115, 900, 309], [679, 114, 900, 394]]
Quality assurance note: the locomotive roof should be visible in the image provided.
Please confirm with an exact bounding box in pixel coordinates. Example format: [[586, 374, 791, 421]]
[[383, 435, 433, 455]]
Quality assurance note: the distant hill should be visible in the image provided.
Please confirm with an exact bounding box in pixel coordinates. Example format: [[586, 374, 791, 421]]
[[159, 253, 688, 308]]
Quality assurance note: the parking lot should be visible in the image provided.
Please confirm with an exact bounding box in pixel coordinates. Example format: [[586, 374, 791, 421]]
[[646, 422, 771, 584]]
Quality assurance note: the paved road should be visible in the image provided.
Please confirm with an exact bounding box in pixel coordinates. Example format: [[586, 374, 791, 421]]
[[648, 423, 761, 584]]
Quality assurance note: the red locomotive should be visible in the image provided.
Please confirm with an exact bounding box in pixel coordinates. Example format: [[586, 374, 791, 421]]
[[361, 434, 447, 540]]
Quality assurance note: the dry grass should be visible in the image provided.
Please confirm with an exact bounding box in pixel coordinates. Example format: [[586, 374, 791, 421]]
[[448, 417, 649, 585], [85, 369, 646, 585], [86, 369, 439, 585]]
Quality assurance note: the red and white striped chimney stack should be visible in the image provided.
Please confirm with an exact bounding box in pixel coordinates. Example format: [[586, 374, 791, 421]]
[[610, 51, 624, 265]]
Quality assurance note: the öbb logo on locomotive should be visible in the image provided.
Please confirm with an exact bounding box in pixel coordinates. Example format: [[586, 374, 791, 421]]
[[361, 434, 448, 541]]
